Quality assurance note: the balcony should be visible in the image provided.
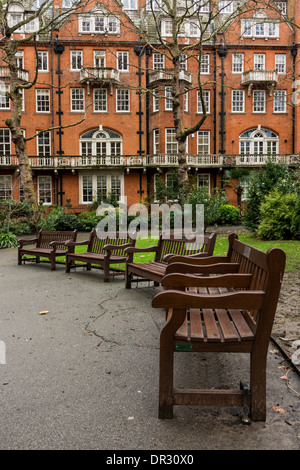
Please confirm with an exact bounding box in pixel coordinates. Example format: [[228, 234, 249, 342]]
[[148, 69, 192, 86], [0, 66, 29, 82], [1, 154, 299, 170], [241, 70, 278, 96], [80, 67, 120, 94]]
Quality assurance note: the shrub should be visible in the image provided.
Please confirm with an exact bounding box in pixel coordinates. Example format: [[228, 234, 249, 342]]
[[187, 186, 228, 228], [77, 211, 101, 231], [244, 162, 298, 230], [218, 204, 241, 225], [38, 206, 82, 231], [257, 189, 298, 240], [1, 220, 33, 236], [0, 232, 18, 248]]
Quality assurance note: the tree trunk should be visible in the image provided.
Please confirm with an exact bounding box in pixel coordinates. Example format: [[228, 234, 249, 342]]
[[4, 39, 39, 217]]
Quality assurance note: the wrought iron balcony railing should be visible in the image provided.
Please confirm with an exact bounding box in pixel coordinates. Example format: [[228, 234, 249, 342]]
[[0, 154, 299, 169]]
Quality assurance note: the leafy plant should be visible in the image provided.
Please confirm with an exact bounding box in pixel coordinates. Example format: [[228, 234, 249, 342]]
[[219, 204, 241, 225], [0, 232, 18, 248], [257, 189, 298, 240]]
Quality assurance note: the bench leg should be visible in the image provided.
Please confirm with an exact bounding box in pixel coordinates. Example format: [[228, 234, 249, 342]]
[[86, 263, 91, 271], [125, 267, 132, 289], [50, 255, 56, 271], [18, 249, 22, 265], [250, 351, 267, 421], [159, 335, 174, 419]]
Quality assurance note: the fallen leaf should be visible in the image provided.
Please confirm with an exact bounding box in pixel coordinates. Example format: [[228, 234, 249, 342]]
[[39, 311, 49, 315], [271, 405, 286, 414]]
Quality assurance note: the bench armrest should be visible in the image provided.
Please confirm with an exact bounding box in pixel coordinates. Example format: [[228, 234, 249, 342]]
[[161, 273, 252, 289], [152, 289, 265, 310], [103, 243, 134, 257], [166, 254, 228, 265], [65, 240, 89, 246], [164, 251, 211, 263], [18, 237, 38, 247], [124, 245, 159, 254], [165, 262, 240, 275]]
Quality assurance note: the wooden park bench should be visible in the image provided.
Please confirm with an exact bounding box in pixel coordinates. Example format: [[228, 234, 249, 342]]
[[18, 229, 78, 271], [65, 230, 136, 282], [152, 234, 286, 422], [124, 232, 216, 289]]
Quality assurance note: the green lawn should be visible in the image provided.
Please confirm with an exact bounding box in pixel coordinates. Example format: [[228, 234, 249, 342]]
[[56, 233, 299, 273]]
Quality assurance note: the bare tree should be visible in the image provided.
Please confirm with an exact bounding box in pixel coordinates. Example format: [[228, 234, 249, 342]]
[[0, 0, 87, 219]]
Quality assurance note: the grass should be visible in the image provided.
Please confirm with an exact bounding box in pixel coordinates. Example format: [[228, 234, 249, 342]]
[[50, 233, 300, 273]]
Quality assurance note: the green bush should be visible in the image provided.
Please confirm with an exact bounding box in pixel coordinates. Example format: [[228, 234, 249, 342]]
[[1, 220, 33, 236], [77, 211, 101, 231], [0, 232, 18, 248], [219, 204, 241, 225], [187, 186, 228, 228], [257, 190, 298, 240], [38, 206, 82, 231], [244, 162, 298, 230]]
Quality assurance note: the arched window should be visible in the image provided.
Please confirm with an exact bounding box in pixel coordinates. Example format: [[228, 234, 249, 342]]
[[239, 127, 278, 160], [80, 128, 122, 156]]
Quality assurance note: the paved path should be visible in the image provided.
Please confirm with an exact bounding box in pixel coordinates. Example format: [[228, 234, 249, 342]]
[[0, 246, 299, 451]]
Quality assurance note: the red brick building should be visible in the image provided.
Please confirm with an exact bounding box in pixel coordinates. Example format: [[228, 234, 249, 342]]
[[0, 0, 299, 211]]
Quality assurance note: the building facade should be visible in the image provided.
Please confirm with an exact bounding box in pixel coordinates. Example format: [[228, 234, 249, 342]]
[[0, 0, 299, 211]]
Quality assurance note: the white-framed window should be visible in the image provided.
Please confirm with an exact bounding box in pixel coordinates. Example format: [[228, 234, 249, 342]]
[[71, 88, 85, 111], [232, 53, 244, 73], [197, 90, 210, 113], [122, 0, 137, 9], [93, 88, 107, 112], [197, 173, 210, 194], [37, 51, 48, 71], [153, 88, 159, 112], [25, 15, 39, 33], [184, 88, 188, 112], [94, 51, 106, 68], [153, 129, 159, 154], [198, 0, 210, 13], [0, 129, 11, 154], [180, 54, 187, 71], [70, 50, 82, 70], [0, 84, 10, 109], [253, 90, 266, 113], [153, 53, 165, 70], [79, 15, 120, 34], [146, 0, 161, 11], [165, 172, 178, 200], [16, 51, 24, 69], [241, 19, 279, 38], [79, 172, 124, 203], [219, 1, 233, 13], [165, 128, 178, 155], [37, 131, 51, 156], [38, 176, 52, 204], [201, 54, 210, 74], [188, 19, 200, 37], [232, 90, 245, 113], [240, 128, 278, 156], [80, 128, 122, 157], [275, 54, 286, 74], [117, 51, 129, 71], [36, 89, 50, 113], [273, 90, 287, 113], [197, 130, 210, 155], [165, 86, 173, 111], [116, 89, 130, 112], [254, 53, 265, 70], [0, 175, 12, 199], [161, 19, 172, 37]]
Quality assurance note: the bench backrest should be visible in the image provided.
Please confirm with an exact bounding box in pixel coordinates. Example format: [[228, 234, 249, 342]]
[[37, 230, 77, 250], [155, 232, 216, 262], [88, 230, 136, 255], [229, 237, 286, 332]]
